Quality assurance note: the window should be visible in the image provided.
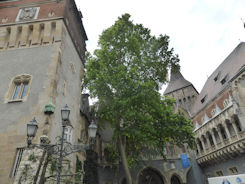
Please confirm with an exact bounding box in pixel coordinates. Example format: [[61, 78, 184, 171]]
[[228, 167, 239, 175], [10, 148, 24, 178], [215, 170, 224, 176], [220, 74, 229, 85], [201, 95, 207, 104], [64, 126, 73, 143], [6, 74, 31, 102], [214, 72, 221, 82]]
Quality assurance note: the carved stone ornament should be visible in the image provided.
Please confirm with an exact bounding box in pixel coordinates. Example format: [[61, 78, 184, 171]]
[[16, 7, 40, 22], [1, 17, 8, 23]]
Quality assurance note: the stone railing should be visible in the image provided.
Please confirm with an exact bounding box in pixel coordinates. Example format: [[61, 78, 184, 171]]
[[196, 130, 245, 166]]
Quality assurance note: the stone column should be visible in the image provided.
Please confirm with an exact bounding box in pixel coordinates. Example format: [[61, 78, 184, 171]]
[[231, 121, 239, 135], [205, 134, 211, 149], [200, 137, 206, 153], [224, 123, 231, 138]]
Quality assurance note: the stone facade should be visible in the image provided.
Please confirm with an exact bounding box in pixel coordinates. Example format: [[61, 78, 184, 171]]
[[0, 0, 88, 183], [191, 43, 245, 183]]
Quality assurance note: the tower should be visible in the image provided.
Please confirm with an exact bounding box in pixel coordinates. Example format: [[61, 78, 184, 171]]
[[0, 0, 87, 183], [164, 71, 199, 117]]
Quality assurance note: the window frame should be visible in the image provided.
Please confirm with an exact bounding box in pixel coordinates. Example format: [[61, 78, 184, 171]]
[[9, 147, 24, 178], [6, 74, 32, 103], [228, 166, 239, 175], [64, 126, 73, 143], [215, 170, 224, 177]]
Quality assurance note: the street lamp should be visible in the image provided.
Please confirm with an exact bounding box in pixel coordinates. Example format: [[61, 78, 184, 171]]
[[27, 118, 38, 147], [88, 120, 97, 139], [61, 104, 70, 122], [26, 105, 98, 184]]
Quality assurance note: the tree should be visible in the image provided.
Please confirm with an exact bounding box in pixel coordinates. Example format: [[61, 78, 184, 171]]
[[83, 13, 194, 184]]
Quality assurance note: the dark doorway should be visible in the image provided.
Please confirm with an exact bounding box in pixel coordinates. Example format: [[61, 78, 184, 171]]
[[138, 168, 164, 184], [121, 178, 127, 184], [171, 175, 181, 184]]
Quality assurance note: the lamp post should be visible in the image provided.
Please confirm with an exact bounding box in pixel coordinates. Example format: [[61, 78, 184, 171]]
[[56, 104, 70, 184], [26, 105, 97, 184]]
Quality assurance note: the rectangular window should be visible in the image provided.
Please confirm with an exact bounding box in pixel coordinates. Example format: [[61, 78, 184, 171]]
[[215, 170, 223, 176], [64, 127, 73, 143], [6, 74, 32, 103], [10, 148, 24, 178], [21, 83, 29, 99], [12, 84, 21, 100], [228, 167, 239, 175], [11, 82, 30, 100]]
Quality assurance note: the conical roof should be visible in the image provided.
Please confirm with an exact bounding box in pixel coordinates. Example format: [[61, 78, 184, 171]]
[[164, 71, 193, 95]]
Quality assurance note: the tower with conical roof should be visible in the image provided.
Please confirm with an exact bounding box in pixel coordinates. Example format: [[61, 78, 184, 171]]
[[164, 71, 198, 117]]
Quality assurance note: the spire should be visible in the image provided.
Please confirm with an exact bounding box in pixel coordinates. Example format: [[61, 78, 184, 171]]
[[164, 71, 193, 95]]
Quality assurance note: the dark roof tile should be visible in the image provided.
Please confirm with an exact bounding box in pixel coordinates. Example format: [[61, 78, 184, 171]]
[[164, 71, 193, 95], [191, 42, 245, 116]]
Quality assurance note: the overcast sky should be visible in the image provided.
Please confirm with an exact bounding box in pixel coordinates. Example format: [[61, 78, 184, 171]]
[[76, 0, 245, 93]]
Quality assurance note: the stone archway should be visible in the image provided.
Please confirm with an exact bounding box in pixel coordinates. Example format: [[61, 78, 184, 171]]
[[171, 175, 182, 184], [138, 167, 164, 184]]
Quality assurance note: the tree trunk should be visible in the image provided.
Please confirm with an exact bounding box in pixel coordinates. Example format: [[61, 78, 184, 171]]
[[118, 135, 132, 184]]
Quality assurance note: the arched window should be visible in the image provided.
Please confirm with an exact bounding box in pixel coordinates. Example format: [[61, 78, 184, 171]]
[[219, 125, 227, 140], [197, 138, 203, 151], [6, 74, 32, 102], [234, 115, 242, 132], [226, 120, 236, 137], [138, 168, 164, 184], [207, 132, 214, 146], [171, 175, 182, 184], [212, 128, 220, 143]]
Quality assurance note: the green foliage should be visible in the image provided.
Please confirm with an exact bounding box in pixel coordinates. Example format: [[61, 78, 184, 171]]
[[84, 13, 194, 167], [75, 156, 83, 183], [49, 159, 57, 175], [104, 143, 119, 164]]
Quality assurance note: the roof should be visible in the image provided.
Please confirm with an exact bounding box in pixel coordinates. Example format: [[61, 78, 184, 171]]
[[191, 42, 245, 116], [164, 71, 194, 95]]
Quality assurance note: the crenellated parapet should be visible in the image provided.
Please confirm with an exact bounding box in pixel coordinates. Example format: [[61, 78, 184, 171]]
[[0, 20, 64, 50]]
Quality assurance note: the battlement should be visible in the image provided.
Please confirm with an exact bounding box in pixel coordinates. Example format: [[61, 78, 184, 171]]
[[0, 0, 87, 63], [0, 20, 63, 50]]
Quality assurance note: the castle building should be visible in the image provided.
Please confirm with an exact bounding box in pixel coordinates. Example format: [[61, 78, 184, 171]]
[[94, 43, 245, 184], [165, 42, 245, 184], [191, 43, 245, 182], [0, 0, 88, 183]]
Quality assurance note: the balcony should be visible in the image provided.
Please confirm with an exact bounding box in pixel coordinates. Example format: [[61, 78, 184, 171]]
[[195, 102, 245, 167]]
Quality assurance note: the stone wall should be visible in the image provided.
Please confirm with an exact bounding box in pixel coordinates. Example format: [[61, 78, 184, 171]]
[[0, 19, 86, 183]]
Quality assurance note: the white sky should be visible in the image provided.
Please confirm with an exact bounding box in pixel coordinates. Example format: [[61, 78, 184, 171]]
[[76, 0, 245, 93]]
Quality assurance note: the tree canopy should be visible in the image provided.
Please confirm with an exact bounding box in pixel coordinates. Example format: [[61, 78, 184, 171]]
[[83, 13, 194, 184]]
